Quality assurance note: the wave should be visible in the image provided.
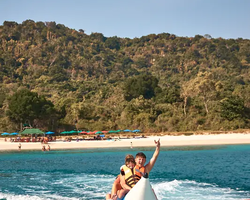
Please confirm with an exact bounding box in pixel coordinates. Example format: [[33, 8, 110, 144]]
[[152, 179, 249, 200], [1, 173, 249, 200], [0, 192, 80, 200]]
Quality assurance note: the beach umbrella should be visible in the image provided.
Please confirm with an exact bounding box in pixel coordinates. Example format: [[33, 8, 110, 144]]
[[99, 135, 105, 137], [10, 132, 19, 135], [108, 130, 117, 133], [101, 131, 109, 134], [123, 129, 132, 132], [69, 130, 78, 134], [1, 132, 9, 136], [132, 129, 141, 133], [60, 131, 71, 134], [45, 131, 54, 135], [79, 131, 88, 134], [86, 132, 95, 135], [95, 131, 103, 134], [108, 130, 120, 133]]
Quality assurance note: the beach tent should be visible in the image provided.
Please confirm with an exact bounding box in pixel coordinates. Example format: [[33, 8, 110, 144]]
[[20, 129, 44, 135], [1, 132, 9, 136]]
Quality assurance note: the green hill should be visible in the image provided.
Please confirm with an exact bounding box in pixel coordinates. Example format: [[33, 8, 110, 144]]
[[1, 20, 250, 132]]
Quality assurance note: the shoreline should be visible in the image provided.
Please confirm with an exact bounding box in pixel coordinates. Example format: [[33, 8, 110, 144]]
[[1, 133, 250, 151]]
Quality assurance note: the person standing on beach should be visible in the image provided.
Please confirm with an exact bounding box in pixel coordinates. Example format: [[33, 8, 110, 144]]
[[18, 143, 21, 151], [118, 139, 160, 199]]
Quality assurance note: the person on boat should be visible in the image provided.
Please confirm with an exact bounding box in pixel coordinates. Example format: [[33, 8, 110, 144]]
[[106, 154, 136, 200], [117, 139, 160, 200]]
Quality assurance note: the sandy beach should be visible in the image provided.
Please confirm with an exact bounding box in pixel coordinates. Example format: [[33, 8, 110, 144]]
[[1, 133, 250, 151]]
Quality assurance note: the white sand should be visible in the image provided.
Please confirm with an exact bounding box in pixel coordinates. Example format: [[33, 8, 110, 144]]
[[1, 133, 250, 151]]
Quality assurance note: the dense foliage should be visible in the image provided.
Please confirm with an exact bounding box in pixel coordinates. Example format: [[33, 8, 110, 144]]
[[0, 20, 250, 132]]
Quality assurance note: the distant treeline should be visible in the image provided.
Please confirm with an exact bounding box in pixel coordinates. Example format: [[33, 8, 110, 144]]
[[0, 20, 250, 132]]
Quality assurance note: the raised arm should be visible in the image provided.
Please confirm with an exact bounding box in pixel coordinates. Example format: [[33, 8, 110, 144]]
[[145, 139, 160, 174]]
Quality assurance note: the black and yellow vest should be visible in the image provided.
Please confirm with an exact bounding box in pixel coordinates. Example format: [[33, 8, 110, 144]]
[[122, 165, 145, 188]]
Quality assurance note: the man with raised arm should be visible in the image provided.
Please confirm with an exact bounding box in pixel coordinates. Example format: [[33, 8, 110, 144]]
[[117, 139, 161, 199]]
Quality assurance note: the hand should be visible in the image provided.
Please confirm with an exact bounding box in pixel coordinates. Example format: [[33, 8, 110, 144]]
[[154, 139, 160, 148]]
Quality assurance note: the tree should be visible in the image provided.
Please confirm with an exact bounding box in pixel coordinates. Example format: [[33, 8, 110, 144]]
[[156, 86, 181, 104], [220, 96, 245, 121], [7, 89, 54, 129], [193, 72, 217, 114], [204, 34, 212, 39], [182, 72, 217, 115], [180, 82, 192, 117], [105, 36, 120, 50], [124, 74, 160, 101]]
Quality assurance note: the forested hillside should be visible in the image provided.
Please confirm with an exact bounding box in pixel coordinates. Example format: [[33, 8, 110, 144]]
[[1, 20, 250, 132]]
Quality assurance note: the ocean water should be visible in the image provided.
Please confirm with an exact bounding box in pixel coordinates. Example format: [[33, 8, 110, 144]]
[[0, 145, 250, 200]]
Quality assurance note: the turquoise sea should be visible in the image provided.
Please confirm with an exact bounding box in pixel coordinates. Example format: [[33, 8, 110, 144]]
[[0, 144, 250, 200]]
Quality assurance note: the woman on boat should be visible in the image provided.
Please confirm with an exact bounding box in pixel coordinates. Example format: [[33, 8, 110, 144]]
[[106, 154, 136, 200]]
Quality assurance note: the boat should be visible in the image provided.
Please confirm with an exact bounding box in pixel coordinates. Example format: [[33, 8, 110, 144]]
[[124, 174, 158, 200]]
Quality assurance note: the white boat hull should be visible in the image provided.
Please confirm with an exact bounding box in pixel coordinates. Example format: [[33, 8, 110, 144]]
[[124, 176, 157, 200]]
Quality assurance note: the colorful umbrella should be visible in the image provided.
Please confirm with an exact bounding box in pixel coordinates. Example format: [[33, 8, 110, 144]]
[[79, 131, 88, 134], [10, 132, 19, 135], [108, 130, 117, 133], [1, 132, 9, 136], [101, 131, 109, 134], [86, 132, 95, 135], [60, 131, 71, 134], [132, 129, 141, 133], [108, 130, 120, 133], [123, 129, 131, 132], [45, 131, 54, 134], [69, 130, 78, 134]]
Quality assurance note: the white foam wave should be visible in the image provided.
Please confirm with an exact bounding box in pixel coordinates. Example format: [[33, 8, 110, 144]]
[[152, 179, 248, 200], [0, 192, 80, 200], [55, 173, 115, 197], [2, 173, 248, 200]]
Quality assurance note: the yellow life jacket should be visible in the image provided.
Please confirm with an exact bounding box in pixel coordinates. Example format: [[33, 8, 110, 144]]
[[122, 165, 146, 188]]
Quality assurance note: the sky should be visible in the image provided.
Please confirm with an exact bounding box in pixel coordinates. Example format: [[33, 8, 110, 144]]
[[0, 0, 249, 39]]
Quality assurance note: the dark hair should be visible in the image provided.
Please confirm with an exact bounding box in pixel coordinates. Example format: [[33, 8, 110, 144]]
[[125, 154, 135, 165], [125, 157, 136, 165], [135, 152, 146, 159]]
